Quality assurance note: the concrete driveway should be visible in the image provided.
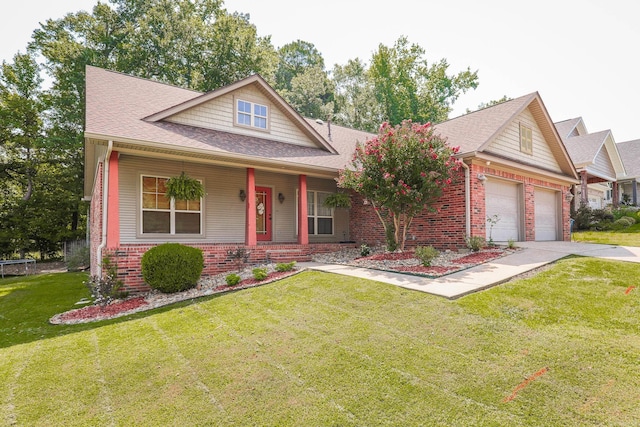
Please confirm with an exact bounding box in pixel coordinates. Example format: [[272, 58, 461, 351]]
[[302, 241, 640, 299]]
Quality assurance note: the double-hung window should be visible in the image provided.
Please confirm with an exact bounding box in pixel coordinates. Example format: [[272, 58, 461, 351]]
[[141, 176, 202, 235], [236, 99, 268, 130], [307, 191, 333, 235]]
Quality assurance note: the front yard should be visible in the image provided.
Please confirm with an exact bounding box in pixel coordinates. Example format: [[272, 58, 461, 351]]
[[1, 257, 639, 426]]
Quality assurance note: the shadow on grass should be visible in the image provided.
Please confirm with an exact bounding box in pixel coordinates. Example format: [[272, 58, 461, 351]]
[[0, 271, 225, 350]]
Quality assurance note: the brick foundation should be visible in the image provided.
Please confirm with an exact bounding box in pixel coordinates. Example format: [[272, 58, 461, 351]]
[[104, 242, 357, 293]]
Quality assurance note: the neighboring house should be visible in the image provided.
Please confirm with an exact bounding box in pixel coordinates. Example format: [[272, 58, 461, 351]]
[[616, 140, 640, 205], [85, 67, 577, 291], [554, 118, 626, 209], [350, 92, 579, 247]]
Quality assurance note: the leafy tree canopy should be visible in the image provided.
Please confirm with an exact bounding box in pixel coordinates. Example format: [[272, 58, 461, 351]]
[[338, 120, 461, 251]]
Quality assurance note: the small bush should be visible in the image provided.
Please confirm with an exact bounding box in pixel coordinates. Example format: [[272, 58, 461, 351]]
[[67, 246, 90, 272], [85, 257, 127, 306], [614, 218, 633, 228], [141, 243, 204, 293], [225, 273, 241, 286], [252, 267, 268, 281], [465, 236, 485, 252], [360, 244, 371, 257], [275, 261, 296, 272], [415, 246, 439, 267], [507, 239, 517, 249], [620, 216, 637, 225]]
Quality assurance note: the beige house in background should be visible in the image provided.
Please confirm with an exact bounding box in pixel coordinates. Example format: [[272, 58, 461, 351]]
[[616, 139, 640, 205], [554, 117, 626, 209]]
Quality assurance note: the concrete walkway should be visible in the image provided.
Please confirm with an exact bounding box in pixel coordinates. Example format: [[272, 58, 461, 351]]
[[299, 241, 640, 299]]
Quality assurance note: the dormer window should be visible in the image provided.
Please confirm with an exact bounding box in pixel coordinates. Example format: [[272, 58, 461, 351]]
[[236, 99, 269, 130]]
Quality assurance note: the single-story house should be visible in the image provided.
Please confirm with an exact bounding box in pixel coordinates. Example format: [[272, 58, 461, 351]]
[[554, 117, 626, 209], [616, 140, 640, 205], [85, 67, 578, 291]]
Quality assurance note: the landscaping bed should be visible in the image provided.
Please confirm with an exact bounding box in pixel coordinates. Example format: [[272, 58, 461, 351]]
[[313, 246, 517, 277], [49, 265, 301, 325]]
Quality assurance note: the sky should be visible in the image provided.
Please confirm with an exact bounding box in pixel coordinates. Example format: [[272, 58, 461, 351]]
[[2, 0, 639, 141]]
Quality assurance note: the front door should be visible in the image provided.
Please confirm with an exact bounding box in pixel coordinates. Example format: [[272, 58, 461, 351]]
[[255, 186, 272, 241]]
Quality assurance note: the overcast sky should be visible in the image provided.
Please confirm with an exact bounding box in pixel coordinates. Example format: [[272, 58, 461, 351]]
[[3, 0, 639, 141]]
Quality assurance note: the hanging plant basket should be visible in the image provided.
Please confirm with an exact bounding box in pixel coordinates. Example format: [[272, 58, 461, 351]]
[[165, 172, 205, 201], [323, 192, 352, 209]]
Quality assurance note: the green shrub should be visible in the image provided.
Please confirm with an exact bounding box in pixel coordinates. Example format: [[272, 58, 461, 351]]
[[614, 218, 633, 228], [66, 246, 90, 272], [275, 261, 296, 272], [465, 236, 485, 252], [141, 243, 204, 293], [252, 267, 268, 281], [225, 273, 241, 286], [360, 244, 371, 257], [415, 246, 439, 267], [507, 239, 517, 249], [620, 216, 637, 225]]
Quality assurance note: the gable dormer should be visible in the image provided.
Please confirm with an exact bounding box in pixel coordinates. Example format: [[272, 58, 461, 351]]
[[144, 75, 337, 154]]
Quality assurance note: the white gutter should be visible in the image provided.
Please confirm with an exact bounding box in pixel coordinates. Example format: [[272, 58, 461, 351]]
[[96, 140, 113, 278], [460, 160, 471, 238]]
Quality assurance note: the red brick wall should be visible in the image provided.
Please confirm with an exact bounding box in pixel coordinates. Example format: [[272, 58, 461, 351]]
[[349, 161, 573, 248], [89, 161, 104, 277], [104, 242, 356, 293]]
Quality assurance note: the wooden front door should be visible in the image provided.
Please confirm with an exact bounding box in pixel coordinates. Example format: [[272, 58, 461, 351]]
[[255, 187, 272, 241]]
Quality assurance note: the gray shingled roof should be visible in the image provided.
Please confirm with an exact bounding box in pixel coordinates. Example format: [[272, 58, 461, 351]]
[[562, 130, 611, 166], [433, 93, 536, 155], [85, 66, 368, 172], [617, 140, 640, 178], [554, 117, 582, 139]]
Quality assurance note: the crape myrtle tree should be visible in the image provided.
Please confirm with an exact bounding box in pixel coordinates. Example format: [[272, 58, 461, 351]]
[[338, 120, 461, 251]]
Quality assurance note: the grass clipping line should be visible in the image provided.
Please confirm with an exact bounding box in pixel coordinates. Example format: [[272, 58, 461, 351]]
[[502, 367, 549, 403]]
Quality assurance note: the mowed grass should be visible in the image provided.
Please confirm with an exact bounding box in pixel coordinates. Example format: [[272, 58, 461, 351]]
[[1, 259, 640, 426], [573, 223, 640, 246]]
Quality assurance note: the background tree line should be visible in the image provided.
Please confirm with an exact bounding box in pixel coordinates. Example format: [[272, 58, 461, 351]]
[[0, 0, 479, 259]]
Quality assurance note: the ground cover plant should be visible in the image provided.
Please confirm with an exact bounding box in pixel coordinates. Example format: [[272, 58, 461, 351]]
[[1, 256, 640, 426]]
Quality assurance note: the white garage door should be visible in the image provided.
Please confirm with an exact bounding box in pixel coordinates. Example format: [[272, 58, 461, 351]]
[[485, 180, 521, 241], [535, 189, 559, 241]]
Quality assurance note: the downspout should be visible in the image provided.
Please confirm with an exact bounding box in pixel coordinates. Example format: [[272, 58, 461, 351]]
[[97, 140, 113, 278], [460, 160, 471, 238]]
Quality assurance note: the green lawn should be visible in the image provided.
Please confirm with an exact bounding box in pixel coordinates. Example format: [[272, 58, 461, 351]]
[[573, 223, 640, 246], [1, 260, 640, 426]]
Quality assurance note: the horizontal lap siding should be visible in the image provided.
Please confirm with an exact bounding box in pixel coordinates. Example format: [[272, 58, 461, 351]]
[[118, 155, 246, 243], [166, 87, 318, 148], [255, 171, 297, 243], [487, 109, 562, 173], [590, 146, 616, 179]]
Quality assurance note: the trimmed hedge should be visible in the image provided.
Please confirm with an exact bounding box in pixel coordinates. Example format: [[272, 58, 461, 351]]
[[141, 243, 204, 293]]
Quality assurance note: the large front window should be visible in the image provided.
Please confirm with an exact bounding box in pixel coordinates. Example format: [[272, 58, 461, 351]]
[[307, 191, 333, 235], [141, 176, 202, 235]]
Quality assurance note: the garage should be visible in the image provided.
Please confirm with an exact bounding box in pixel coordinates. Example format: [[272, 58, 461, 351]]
[[534, 188, 559, 240], [485, 179, 521, 242]]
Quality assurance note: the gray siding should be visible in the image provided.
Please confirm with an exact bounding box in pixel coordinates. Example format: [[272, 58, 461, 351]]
[[118, 155, 246, 244], [590, 145, 616, 179]]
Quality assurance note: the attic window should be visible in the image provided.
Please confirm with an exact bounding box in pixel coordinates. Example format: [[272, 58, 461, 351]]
[[519, 124, 533, 154], [236, 99, 269, 130]]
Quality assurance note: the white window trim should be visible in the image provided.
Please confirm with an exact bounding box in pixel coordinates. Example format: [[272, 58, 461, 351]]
[[296, 189, 335, 236], [234, 97, 270, 132], [140, 174, 204, 237]]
